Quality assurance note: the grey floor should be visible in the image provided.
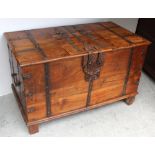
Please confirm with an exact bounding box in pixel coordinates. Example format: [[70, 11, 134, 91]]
[[0, 72, 155, 137]]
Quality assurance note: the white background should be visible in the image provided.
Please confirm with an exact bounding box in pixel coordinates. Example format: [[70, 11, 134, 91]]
[[0, 18, 138, 96], [0, 0, 155, 153]]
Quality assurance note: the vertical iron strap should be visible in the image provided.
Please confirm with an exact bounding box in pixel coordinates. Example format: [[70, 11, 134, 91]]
[[44, 63, 51, 117], [122, 48, 134, 95], [86, 78, 94, 107]]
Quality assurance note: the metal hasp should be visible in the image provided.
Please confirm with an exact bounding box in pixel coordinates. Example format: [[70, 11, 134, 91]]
[[82, 51, 104, 106]]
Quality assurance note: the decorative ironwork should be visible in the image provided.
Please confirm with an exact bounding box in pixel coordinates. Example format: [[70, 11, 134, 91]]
[[82, 52, 104, 81], [82, 52, 104, 106]]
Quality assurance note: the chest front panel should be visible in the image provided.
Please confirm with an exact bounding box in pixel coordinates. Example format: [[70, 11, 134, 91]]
[[20, 47, 145, 122]]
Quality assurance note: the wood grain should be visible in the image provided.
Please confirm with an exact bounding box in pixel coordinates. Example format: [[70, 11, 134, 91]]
[[5, 21, 151, 134]]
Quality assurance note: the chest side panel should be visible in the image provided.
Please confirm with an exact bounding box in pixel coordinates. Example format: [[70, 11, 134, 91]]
[[125, 45, 148, 94], [50, 57, 88, 115], [90, 49, 131, 105], [7, 46, 26, 112], [22, 64, 47, 122]]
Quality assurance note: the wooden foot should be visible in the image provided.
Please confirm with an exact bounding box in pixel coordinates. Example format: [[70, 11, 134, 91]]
[[28, 124, 39, 134], [125, 96, 135, 105]]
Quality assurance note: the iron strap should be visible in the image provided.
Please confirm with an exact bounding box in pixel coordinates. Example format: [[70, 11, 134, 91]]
[[71, 26, 104, 50], [44, 63, 52, 117], [97, 23, 133, 44], [64, 26, 87, 44], [25, 30, 47, 59], [122, 48, 134, 95], [54, 27, 81, 52]]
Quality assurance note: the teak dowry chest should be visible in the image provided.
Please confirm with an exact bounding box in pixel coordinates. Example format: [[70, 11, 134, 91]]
[[5, 22, 151, 134]]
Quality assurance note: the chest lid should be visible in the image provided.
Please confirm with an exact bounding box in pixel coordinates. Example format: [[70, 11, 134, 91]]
[[5, 22, 150, 66]]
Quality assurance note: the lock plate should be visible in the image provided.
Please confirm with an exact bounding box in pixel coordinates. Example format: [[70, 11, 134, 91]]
[[82, 52, 104, 106]]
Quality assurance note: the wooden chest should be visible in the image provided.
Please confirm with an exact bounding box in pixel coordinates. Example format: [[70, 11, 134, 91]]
[[5, 22, 150, 134]]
